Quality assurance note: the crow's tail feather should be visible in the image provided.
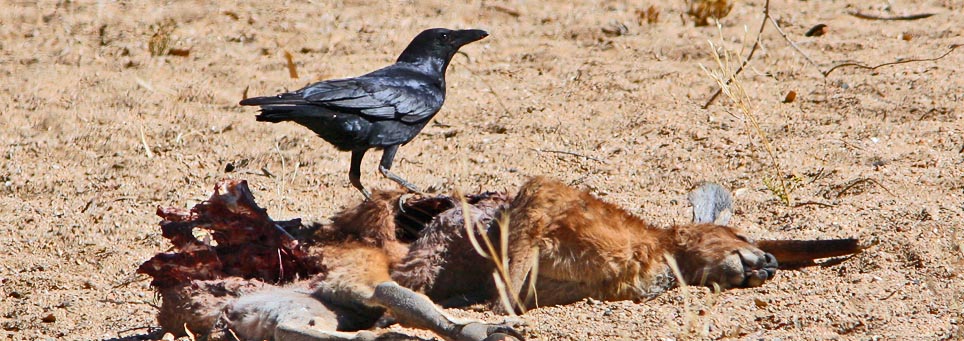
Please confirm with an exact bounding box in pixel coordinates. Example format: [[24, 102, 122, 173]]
[[239, 93, 305, 106], [254, 105, 335, 123]]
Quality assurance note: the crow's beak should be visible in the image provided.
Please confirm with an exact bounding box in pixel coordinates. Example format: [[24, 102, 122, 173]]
[[453, 29, 489, 46]]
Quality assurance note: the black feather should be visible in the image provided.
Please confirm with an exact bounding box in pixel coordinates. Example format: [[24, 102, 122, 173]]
[[238, 28, 488, 198]]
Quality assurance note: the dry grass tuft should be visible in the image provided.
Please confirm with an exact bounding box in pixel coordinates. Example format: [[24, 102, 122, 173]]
[[148, 19, 177, 57], [183, 323, 196, 341], [687, 0, 733, 26], [700, 24, 796, 206], [637, 5, 660, 25], [460, 197, 523, 315]]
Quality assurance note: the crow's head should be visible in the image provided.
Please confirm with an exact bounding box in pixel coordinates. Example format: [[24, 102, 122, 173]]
[[397, 28, 488, 72]]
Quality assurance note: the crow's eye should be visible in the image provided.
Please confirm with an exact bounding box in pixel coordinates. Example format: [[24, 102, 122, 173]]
[[440, 33, 450, 41]]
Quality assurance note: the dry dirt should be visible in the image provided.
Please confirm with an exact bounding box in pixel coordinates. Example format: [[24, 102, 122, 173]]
[[2, 0, 963, 340]]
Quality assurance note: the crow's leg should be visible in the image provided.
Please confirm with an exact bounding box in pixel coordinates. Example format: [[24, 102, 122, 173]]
[[350, 149, 372, 200], [366, 281, 524, 341], [377, 145, 420, 193]]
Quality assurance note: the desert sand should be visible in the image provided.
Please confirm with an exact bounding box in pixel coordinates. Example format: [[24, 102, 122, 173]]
[[1, 0, 962, 340]]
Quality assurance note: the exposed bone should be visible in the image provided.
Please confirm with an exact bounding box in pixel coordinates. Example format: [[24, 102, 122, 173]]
[[139, 180, 521, 340], [137, 179, 322, 288]]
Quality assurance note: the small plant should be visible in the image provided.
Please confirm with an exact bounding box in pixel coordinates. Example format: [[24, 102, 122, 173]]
[[763, 174, 803, 206], [687, 0, 733, 26], [461, 197, 524, 315], [148, 19, 176, 57], [637, 5, 660, 25]]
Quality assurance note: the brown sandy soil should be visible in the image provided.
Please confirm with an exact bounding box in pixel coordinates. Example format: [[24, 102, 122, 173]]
[[2, 0, 962, 340]]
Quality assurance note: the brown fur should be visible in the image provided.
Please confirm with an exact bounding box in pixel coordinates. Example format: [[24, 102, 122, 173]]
[[387, 177, 791, 313], [146, 177, 855, 339], [321, 188, 412, 264], [391, 192, 510, 307], [755, 239, 862, 265], [495, 177, 776, 312]]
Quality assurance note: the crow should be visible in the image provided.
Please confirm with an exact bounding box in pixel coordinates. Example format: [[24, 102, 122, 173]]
[[240, 28, 488, 199]]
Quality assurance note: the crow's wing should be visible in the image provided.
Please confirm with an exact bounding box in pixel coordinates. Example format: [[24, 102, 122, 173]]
[[300, 74, 443, 123]]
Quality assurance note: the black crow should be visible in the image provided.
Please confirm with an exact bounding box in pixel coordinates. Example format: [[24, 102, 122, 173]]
[[240, 28, 488, 199]]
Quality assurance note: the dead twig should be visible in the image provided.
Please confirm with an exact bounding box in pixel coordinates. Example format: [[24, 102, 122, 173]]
[[704, 4, 955, 108], [531, 148, 607, 163], [878, 289, 899, 300], [486, 4, 521, 17], [848, 11, 936, 21], [835, 178, 896, 198], [138, 125, 154, 159], [793, 201, 837, 208], [115, 326, 159, 339], [702, 0, 770, 109], [99, 299, 161, 310], [822, 44, 961, 77], [767, 16, 819, 69], [284, 50, 299, 79], [241, 167, 275, 178]]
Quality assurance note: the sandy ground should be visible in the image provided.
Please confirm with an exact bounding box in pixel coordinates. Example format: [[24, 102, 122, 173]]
[[1, 0, 963, 340]]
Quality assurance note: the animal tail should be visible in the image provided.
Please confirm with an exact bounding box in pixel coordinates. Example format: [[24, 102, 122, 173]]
[[754, 239, 863, 265], [688, 182, 734, 225], [239, 92, 306, 106], [687, 182, 864, 266], [239, 94, 330, 123]]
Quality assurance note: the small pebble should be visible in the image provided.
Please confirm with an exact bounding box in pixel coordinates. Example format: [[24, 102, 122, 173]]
[[805, 24, 828, 37], [783, 90, 797, 103]]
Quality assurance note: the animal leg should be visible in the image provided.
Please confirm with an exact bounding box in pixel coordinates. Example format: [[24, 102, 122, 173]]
[[377, 145, 420, 193], [274, 323, 377, 341], [216, 287, 370, 341], [350, 149, 372, 200], [367, 281, 523, 341]]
